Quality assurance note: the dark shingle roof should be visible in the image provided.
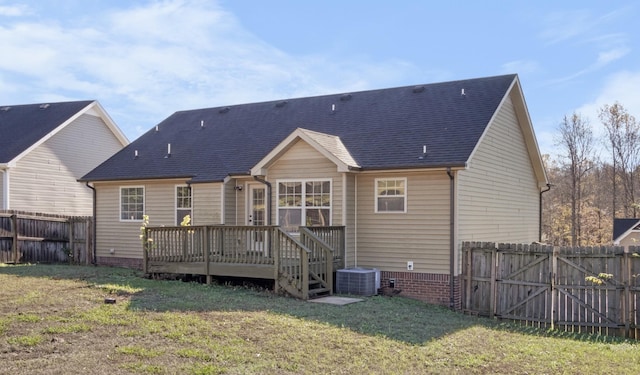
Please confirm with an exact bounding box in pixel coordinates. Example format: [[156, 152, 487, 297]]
[[613, 218, 640, 241], [82, 75, 516, 182], [0, 100, 94, 163]]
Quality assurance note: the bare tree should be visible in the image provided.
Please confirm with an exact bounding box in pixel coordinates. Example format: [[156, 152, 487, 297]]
[[599, 103, 640, 218], [555, 113, 595, 245]]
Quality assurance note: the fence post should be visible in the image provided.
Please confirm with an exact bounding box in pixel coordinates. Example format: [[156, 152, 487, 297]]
[[490, 244, 498, 317], [143, 227, 149, 274], [68, 218, 75, 264], [464, 243, 472, 310], [550, 247, 558, 330], [10, 214, 18, 264], [623, 248, 631, 337], [204, 226, 211, 285]]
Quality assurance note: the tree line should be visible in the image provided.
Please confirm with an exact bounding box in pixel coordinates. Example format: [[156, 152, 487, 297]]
[[542, 102, 640, 246]]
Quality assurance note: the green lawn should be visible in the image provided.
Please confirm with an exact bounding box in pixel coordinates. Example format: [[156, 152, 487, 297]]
[[0, 264, 638, 374]]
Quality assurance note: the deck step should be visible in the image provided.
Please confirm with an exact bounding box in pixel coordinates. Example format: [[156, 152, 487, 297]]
[[308, 287, 331, 298]]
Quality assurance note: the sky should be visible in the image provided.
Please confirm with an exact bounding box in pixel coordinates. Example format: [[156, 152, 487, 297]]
[[1, 1, 639, 158]]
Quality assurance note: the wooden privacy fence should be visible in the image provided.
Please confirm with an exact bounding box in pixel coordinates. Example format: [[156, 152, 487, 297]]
[[462, 242, 640, 339], [0, 211, 93, 265]]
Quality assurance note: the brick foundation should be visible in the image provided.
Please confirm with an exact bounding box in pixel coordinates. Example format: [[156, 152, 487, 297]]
[[97, 256, 143, 270], [380, 271, 461, 309]]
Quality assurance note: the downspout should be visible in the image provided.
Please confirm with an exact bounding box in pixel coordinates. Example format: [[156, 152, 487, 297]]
[[85, 182, 97, 265], [253, 176, 272, 225], [539, 183, 552, 242], [446, 167, 455, 310]]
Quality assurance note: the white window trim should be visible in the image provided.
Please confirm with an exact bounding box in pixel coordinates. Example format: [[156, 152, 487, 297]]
[[276, 178, 333, 231], [119, 186, 145, 222], [175, 184, 193, 225], [374, 177, 407, 213]]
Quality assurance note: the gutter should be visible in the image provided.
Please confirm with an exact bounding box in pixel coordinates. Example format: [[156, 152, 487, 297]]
[[539, 183, 552, 242], [253, 176, 272, 225], [446, 167, 455, 310], [85, 182, 98, 265]]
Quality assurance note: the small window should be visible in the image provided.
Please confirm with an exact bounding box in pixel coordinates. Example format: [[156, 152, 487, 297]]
[[176, 185, 192, 225], [375, 178, 406, 213], [120, 187, 144, 221]]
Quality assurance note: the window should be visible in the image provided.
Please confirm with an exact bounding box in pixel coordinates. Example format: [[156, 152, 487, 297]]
[[375, 178, 406, 213], [176, 185, 192, 225], [120, 187, 144, 221], [277, 179, 331, 232]]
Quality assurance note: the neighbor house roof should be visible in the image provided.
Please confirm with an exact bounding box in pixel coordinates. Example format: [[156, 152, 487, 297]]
[[82, 74, 542, 183], [0, 100, 128, 166], [613, 218, 640, 244]]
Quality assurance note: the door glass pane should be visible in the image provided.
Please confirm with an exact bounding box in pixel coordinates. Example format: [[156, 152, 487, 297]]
[[252, 188, 265, 226]]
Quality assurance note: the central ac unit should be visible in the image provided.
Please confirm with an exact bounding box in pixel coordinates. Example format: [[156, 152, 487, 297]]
[[336, 267, 380, 296]]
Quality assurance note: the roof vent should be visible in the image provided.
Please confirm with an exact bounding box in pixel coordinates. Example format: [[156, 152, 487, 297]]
[[218, 107, 230, 114], [340, 94, 352, 101], [0, 107, 10, 112], [275, 100, 288, 108], [39, 103, 50, 109], [461, 88, 466, 96], [200, 120, 205, 128], [412, 85, 425, 93], [155, 125, 159, 132]]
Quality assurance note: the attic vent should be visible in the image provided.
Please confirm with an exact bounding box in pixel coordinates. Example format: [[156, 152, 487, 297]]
[[275, 100, 288, 108], [412, 85, 425, 93], [340, 94, 352, 101], [0, 107, 10, 112], [218, 107, 230, 114], [39, 103, 50, 109]]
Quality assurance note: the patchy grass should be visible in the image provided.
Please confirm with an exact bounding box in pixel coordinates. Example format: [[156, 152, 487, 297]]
[[0, 264, 639, 374]]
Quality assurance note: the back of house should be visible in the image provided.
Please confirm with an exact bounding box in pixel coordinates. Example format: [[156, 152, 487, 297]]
[[82, 74, 547, 306]]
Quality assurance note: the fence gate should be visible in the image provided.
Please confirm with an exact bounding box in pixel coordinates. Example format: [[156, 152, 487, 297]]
[[495, 247, 551, 327], [554, 247, 624, 336]]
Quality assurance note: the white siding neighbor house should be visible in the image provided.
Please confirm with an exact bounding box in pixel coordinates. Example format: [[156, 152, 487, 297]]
[[0, 101, 128, 215]]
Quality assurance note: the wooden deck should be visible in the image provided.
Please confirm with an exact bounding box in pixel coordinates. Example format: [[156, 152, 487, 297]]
[[143, 225, 345, 300]]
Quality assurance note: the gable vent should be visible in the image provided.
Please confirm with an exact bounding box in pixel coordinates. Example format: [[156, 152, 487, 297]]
[[218, 107, 230, 114], [340, 94, 352, 101], [0, 107, 10, 112], [275, 100, 288, 108], [412, 85, 425, 93], [39, 103, 50, 109]]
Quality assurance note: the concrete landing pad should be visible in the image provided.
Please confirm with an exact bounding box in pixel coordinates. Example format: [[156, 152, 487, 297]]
[[308, 296, 364, 305]]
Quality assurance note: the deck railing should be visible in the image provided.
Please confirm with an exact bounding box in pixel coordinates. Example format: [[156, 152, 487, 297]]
[[143, 225, 345, 300]]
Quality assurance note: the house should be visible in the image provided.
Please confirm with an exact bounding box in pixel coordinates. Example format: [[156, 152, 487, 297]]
[[0, 100, 128, 216], [81, 74, 548, 307], [613, 218, 640, 247]]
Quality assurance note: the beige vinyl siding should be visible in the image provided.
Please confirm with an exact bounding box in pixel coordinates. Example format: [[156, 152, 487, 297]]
[[95, 179, 187, 259], [457, 95, 539, 244], [9, 114, 124, 215], [356, 172, 450, 273], [267, 140, 344, 226], [192, 183, 222, 224]]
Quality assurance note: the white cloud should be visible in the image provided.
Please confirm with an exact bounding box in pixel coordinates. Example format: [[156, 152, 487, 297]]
[[501, 60, 540, 75], [0, 4, 29, 16], [0, 0, 420, 138]]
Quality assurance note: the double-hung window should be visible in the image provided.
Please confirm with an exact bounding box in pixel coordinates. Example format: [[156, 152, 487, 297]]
[[375, 178, 407, 213], [120, 187, 144, 221], [277, 179, 331, 232], [176, 185, 192, 225]]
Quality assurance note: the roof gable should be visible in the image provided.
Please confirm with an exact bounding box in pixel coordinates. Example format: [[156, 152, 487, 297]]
[[0, 100, 128, 166], [82, 74, 526, 183], [251, 128, 360, 175], [613, 218, 640, 244]]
